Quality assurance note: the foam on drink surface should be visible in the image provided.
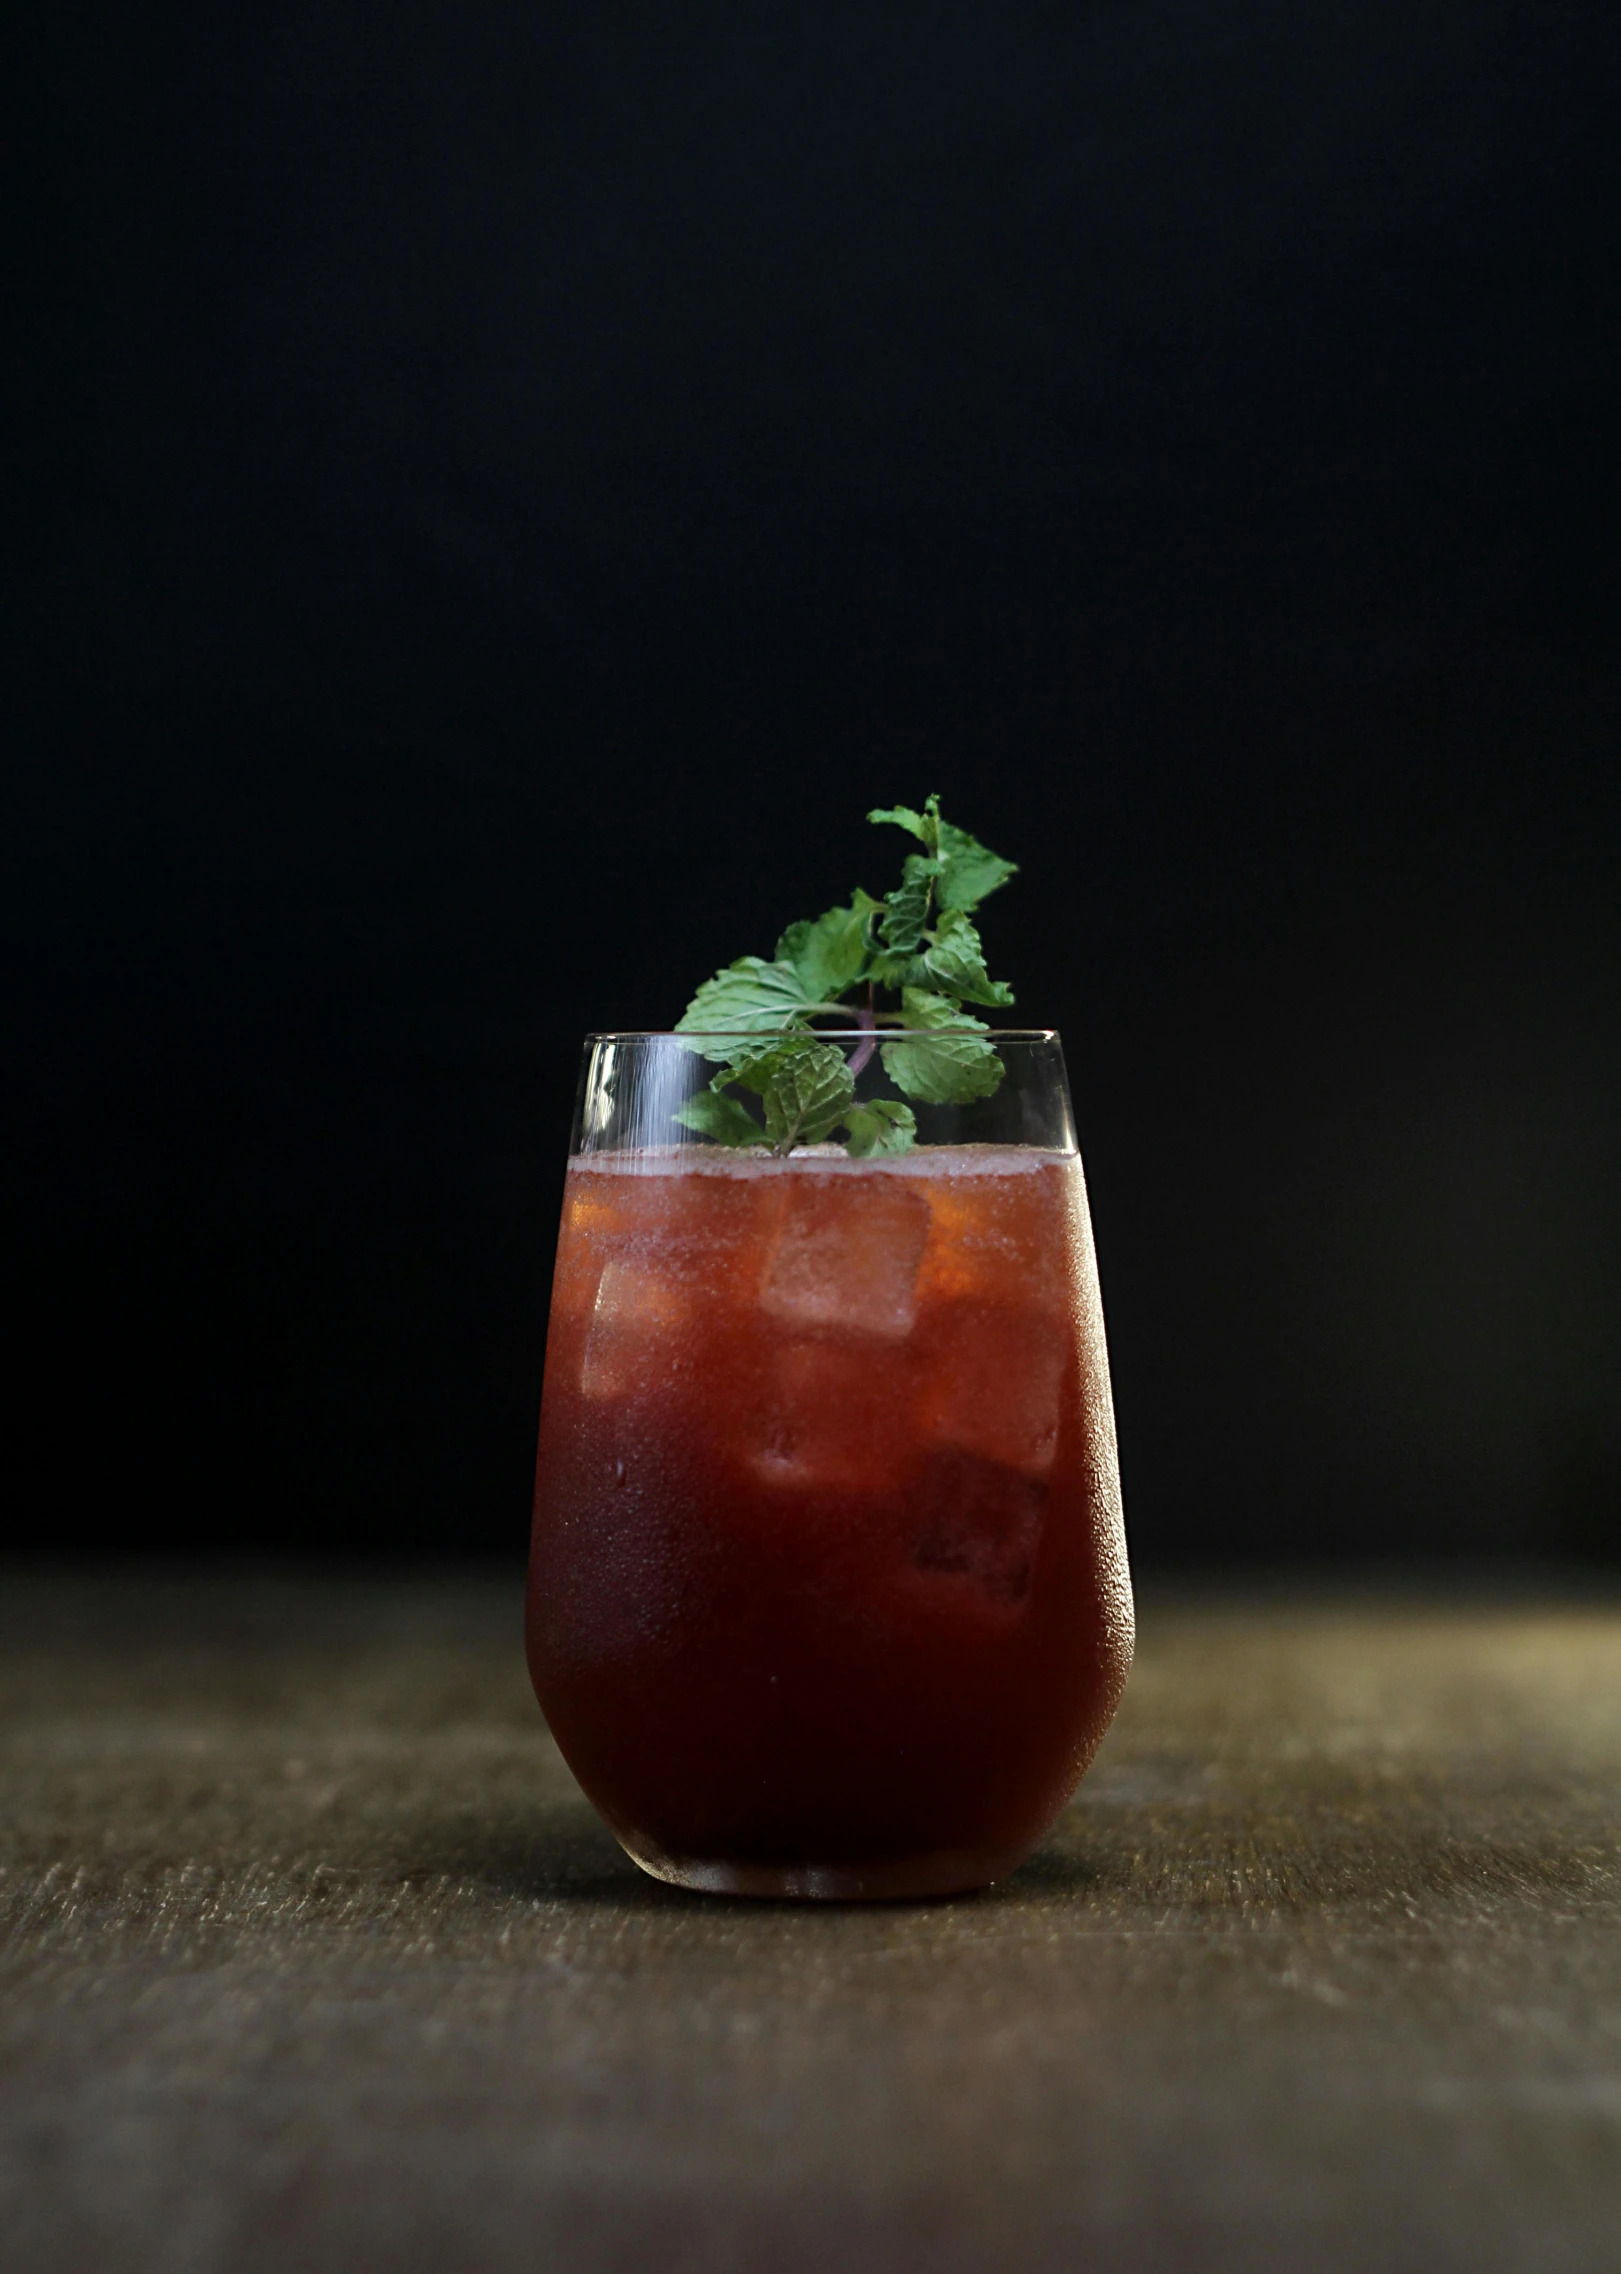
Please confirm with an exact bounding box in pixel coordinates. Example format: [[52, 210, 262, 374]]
[[568, 1143, 1074, 1180]]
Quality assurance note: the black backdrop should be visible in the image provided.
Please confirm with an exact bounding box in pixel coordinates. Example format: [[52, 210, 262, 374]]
[[8, 1, 1619, 1565]]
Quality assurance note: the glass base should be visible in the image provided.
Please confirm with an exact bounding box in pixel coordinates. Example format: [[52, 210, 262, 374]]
[[615, 1827, 1027, 1901]]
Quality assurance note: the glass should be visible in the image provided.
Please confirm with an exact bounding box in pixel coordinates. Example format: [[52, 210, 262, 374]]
[[525, 1031, 1133, 1899]]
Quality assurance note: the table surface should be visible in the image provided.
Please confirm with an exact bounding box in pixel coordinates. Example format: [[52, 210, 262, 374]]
[[2, 1569, 1619, 2274]]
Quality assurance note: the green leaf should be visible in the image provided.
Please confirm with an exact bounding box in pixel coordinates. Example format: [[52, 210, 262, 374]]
[[872, 794, 1017, 916], [775, 889, 879, 1004], [867, 803, 940, 854], [934, 818, 1018, 913], [865, 947, 925, 991], [730, 1036, 856, 1152], [676, 956, 814, 1055], [672, 1086, 767, 1147], [880, 853, 941, 953], [842, 1099, 918, 1157], [917, 910, 1016, 1008], [881, 989, 1005, 1105], [675, 799, 1021, 1141]]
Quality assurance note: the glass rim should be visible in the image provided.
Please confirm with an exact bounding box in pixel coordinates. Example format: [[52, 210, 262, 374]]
[[584, 1027, 1060, 1043]]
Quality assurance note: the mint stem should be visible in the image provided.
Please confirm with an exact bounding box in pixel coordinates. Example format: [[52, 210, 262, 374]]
[[848, 983, 878, 1078]]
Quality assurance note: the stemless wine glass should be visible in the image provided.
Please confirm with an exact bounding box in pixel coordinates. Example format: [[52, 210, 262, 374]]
[[526, 1031, 1133, 1899]]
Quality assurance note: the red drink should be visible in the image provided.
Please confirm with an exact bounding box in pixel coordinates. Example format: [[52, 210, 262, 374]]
[[527, 1144, 1132, 1898]]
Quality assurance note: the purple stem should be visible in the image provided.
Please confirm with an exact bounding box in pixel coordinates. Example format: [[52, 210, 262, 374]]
[[848, 988, 878, 1079]]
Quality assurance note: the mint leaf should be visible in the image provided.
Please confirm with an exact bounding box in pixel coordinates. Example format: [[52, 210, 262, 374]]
[[675, 799, 1020, 1153], [867, 803, 940, 854], [775, 890, 878, 1004], [917, 909, 1015, 1008], [935, 818, 1018, 913], [880, 853, 941, 954], [871, 794, 1017, 920], [842, 1099, 917, 1157], [881, 989, 1005, 1105], [731, 1035, 855, 1152], [676, 956, 814, 1053], [672, 1085, 767, 1147], [867, 947, 928, 991]]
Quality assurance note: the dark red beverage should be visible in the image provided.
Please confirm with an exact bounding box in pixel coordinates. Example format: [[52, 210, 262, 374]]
[[527, 1144, 1132, 1897]]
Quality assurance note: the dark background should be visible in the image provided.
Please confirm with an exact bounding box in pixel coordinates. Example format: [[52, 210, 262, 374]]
[[7, 1, 1618, 1567]]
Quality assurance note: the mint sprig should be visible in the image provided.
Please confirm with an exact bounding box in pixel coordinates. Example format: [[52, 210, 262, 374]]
[[674, 796, 1018, 1156], [880, 989, 1004, 1105]]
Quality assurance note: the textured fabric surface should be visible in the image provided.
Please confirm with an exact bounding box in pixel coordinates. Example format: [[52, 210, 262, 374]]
[[2, 1570, 1619, 2272]]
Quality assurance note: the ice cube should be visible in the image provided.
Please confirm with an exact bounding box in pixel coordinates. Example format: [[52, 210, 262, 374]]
[[738, 1338, 913, 1493], [915, 1306, 1065, 1475], [759, 1179, 931, 1341], [912, 1451, 1046, 1607], [580, 1258, 686, 1400], [913, 1170, 1070, 1314]]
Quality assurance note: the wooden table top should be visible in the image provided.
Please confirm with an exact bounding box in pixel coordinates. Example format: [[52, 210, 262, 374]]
[[3, 1569, 1618, 2272]]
